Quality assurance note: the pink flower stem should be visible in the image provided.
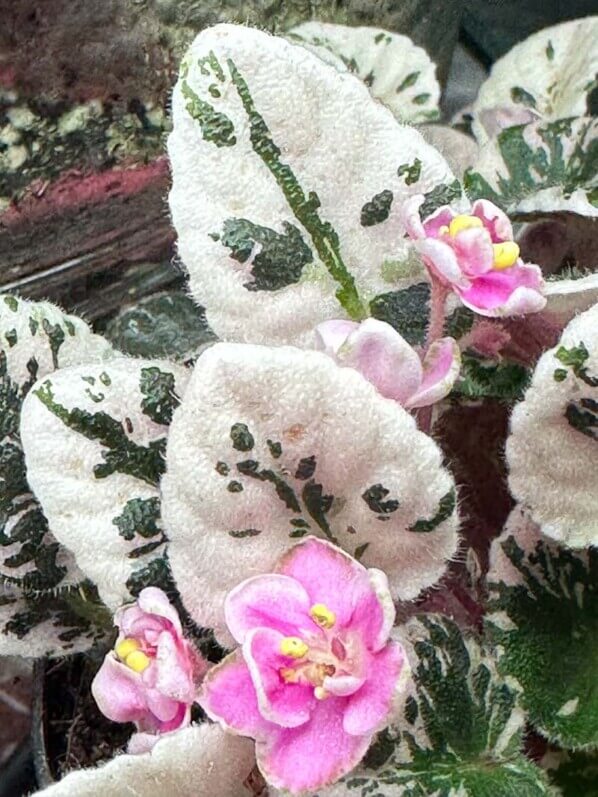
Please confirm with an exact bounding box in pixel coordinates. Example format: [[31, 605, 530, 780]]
[[417, 279, 449, 433]]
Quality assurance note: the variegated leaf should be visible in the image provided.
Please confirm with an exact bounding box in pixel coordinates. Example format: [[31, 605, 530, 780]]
[[544, 274, 598, 327], [20, 357, 189, 609], [0, 581, 109, 658], [542, 749, 598, 796], [286, 22, 441, 123], [465, 117, 598, 219], [472, 17, 598, 144], [168, 24, 459, 347], [487, 507, 598, 750], [507, 302, 598, 548], [33, 724, 255, 797], [0, 295, 112, 594], [162, 343, 459, 640], [307, 615, 553, 797]]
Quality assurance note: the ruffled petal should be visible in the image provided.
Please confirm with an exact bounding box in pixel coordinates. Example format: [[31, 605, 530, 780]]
[[405, 337, 461, 409], [115, 604, 168, 640], [399, 193, 427, 239], [422, 206, 456, 238], [415, 238, 470, 289], [91, 653, 154, 727], [343, 642, 407, 736], [338, 318, 423, 404], [315, 320, 359, 356], [472, 198, 514, 243], [145, 688, 182, 724], [323, 674, 365, 697], [154, 631, 197, 704], [199, 650, 274, 738], [275, 538, 371, 630], [452, 227, 494, 277], [137, 586, 184, 634], [257, 697, 370, 793], [348, 568, 396, 653], [458, 262, 546, 317], [244, 627, 315, 728], [225, 574, 312, 643]]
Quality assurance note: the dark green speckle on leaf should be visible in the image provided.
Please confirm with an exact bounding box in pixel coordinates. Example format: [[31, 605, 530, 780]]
[[396, 71, 420, 92], [113, 497, 162, 541], [409, 489, 456, 532], [230, 422, 255, 452], [4, 329, 17, 348], [397, 158, 422, 186], [3, 296, 18, 312], [229, 528, 262, 539], [140, 367, 180, 425], [413, 93, 431, 105], [360, 190, 393, 227], [362, 484, 399, 515], [511, 86, 537, 108], [295, 455, 316, 480], [181, 80, 236, 148], [420, 180, 462, 219], [565, 398, 598, 441]]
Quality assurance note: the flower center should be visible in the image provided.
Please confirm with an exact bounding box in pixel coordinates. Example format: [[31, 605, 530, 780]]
[[115, 637, 151, 673], [438, 214, 520, 271], [278, 603, 360, 700]]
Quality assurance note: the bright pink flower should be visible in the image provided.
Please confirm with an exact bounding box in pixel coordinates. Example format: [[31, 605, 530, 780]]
[[200, 537, 409, 794], [402, 196, 546, 317], [92, 587, 207, 752], [316, 318, 460, 409]]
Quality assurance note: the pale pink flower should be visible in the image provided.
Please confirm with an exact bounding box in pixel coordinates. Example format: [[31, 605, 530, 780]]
[[316, 318, 460, 409], [200, 537, 409, 794], [402, 196, 546, 317], [92, 587, 207, 752]]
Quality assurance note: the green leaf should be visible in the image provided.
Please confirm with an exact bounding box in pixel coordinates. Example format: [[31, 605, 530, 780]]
[[545, 750, 598, 796], [487, 509, 598, 749], [454, 353, 531, 402]]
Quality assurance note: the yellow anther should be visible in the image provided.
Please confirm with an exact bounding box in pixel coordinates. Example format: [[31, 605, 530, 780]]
[[280, 667, 299, 684], [125, 650, 151, 673], [492, 241, 520, 270], [314, 687, 329, 700], [448, 214, 483, 237], [438, 225, 450, 236], [280, 637, 309, 659], [309, 603, 336, 629], [115, 637, 141, 660]]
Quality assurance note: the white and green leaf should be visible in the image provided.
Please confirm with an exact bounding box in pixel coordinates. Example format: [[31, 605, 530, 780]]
[[168, 23, 459, 347], [162, 343, 459, 640], [0, 295, 112, 594], [472, 17, 598, 144], [20, 357, 189, 609], [507, 302, 598, 548], [487, 507, 598, 750], [286, 22, 441, 123], [465, 117, 598, 219], [310, 615, 554, 797]]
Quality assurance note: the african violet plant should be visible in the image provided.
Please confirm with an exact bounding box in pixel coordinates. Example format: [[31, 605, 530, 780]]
[[0, 15, 597, 797]]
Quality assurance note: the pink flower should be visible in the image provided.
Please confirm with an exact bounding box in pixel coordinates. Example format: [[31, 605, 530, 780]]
[[402, 196, 546, 317], [199, 537, 409, 794], [315, 318, 460, 409], [92, 587, 207, 752]]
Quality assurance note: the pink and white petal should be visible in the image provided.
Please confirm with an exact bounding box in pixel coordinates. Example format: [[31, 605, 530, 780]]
[[415, 238, 470, 289], [257, 697, 371, 793], [422, 206, 456, 238], [323, 674, 365, 697], [405, 337, 461, 409], [339, 318, 423, 404], [244, 627, 315, 728], [348, 568, 395, 653], [151, 702, 190, 735], [399, 194, 427, 239], [145, 688, 181, 724], [276, 537, 370, 630], [225, 574, 312, 644], [472, 198, 514, 243], [343, 642, 408, 736], [91, 654, 151, 725], [458, 263, 546, 317], [137, 587, 184, 634], [154, 632, 196, 704], [315, 320, 359, 356], [452, 227, 495, 277], [115, 604, 168, 640], [126, 731, 161, 755], [199, 650, 274, 738]]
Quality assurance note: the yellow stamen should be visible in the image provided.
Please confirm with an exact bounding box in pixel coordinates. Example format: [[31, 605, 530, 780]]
[[492, 241, 520, 270], [309, 603, 336, 629], [115, 637, 141, 660], [314, 686, 329, 700], [125, 650, 151, 673], [280, 667, 299, 684], [448, 214, 483, 237], [438, 225, 450, 236], [280, 637, 309, 659]]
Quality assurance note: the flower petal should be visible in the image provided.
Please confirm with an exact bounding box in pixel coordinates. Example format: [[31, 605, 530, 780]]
[[144, 688, 183, 725], [452, 227, 494, 277], [472, 198, 514, 242], [225, 574, 312, 644], [323, 674, 365, 697], [244, 627, 315, 728], [154, 631, 197, 704], [315, 320, 359, 356], [343, 642, 408, 736], [91, 654, 155, 728], [200, 650, 274, 738], [405, 337, 461, 409], [276, 538, 371, 630], [348, 568, 396, 652], [399, 194, 427, 238], [137, 587, 184, 635], [415, 238, 470, 289], [257, 697, 370, 793], [338, 318, 423, 405], [458, 263, 546, 317], [422, 206, 456, 238]]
